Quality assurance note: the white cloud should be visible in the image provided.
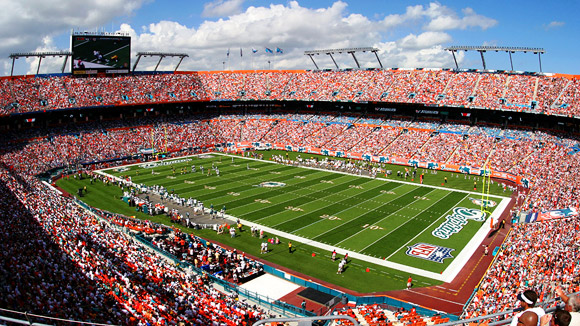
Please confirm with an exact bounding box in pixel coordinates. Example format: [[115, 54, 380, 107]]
[[129, 1, 381, 71], [0, 1, 498, 74], [24, 36, 61, 75], [382, 5, 423, 29], [375, 33, 459, 69], [398, 31, 452, 50], [543, 21, 565, 30], [424, 6, 497, 31], [202, 0, 245, 18], [382, 3, 496, 32], [0, 0, 146, 74]]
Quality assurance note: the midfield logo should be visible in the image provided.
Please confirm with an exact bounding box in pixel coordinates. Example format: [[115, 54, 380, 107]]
[[258, 181, 286, 188], [406, 243, 454, 263]]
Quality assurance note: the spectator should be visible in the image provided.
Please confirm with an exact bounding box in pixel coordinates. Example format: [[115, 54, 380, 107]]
[[555, 287, 580, 326], [510, 290, 546, 326], [541, 310, 572, 326]]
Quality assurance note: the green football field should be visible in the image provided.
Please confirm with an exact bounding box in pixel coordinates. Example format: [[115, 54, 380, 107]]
[[94, 151, 510, 279]]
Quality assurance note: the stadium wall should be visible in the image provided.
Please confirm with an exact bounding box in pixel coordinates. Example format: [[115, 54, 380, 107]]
[[262, 264, 459, 320]]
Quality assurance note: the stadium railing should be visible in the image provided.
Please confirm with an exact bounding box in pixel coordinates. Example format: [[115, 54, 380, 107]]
[[440, 291, 578, 326], [253, 315, 360, 326], [0, 307, 116, 326]]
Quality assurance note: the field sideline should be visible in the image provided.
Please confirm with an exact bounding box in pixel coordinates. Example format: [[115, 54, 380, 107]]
[[98, 152, 511, 283]]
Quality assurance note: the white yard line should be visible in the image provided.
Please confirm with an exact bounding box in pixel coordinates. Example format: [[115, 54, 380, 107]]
[[270, 179, 395, 227], [95, 152, 513, 283], [358, 189, 453, 252], [314, 186, 420, 240], [384, 193, 470, 260], [291, 183, 406, 233], [212, 153, 510, 200]]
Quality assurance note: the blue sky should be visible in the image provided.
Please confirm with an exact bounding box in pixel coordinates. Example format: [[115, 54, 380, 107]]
[[1, 0, 578, 75]]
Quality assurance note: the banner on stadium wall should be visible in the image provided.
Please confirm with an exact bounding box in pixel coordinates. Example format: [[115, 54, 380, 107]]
[[526, 207, 578, 223], [231, 141, 529, 187], [309, 148, 321, 155], [347, 152, 362, 159]]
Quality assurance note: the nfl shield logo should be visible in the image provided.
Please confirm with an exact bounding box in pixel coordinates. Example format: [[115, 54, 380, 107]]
[[406, 243, 454, 263]]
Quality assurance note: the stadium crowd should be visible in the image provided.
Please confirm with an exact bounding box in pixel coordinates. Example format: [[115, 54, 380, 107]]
[[1, 69, 580, 116], [0, 164, 270, 325], [463, 215, 580, 318], [331, 305, 451, 326], [1, 69, 580, 325], [2, 113, 578, 213]]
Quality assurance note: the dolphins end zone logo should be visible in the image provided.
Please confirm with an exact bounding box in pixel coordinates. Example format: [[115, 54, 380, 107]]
[[432, 207, 486, 239], [406, 243, 454, 263], [258, 182, 286, 188]]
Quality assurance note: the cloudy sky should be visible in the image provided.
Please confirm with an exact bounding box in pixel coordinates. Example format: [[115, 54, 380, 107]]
[[1, 0, 578, 75]]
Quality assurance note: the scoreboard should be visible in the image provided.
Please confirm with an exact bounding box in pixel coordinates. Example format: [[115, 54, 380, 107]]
[[71, 34, 131, 75]]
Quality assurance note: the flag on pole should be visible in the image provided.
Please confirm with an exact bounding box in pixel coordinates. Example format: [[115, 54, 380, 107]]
[[276, 47, 283, 54], [252, 48, 258, 53], [240, 48, 243, 57], [265, 47, 273, 54]]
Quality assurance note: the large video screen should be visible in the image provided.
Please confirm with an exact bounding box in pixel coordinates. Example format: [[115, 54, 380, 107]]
[[71, 34, 131, 75]]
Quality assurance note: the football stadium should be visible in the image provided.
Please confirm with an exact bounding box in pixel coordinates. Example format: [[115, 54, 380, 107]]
[[1, 13, 580, 326]]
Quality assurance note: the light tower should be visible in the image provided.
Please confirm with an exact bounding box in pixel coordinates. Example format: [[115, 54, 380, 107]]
[[444, 46, 546, 72], [304, 47, 382, 70]]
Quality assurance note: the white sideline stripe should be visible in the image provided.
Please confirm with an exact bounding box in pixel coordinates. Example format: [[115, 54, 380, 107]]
[[96, 152, 512, 283], [442, 196, 510, 282]]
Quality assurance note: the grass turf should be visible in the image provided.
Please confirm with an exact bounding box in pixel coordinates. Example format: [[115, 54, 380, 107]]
[[57, 150, 511, 292]]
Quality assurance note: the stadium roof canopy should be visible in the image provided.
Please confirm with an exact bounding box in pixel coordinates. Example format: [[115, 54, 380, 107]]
[[304, 47, 382, 70], [444, 46, 546, 72], [133, 52, 189, 72], [9, 51, 72, 76]]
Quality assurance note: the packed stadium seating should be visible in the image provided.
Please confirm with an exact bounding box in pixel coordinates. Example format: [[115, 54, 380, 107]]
[[463, 215, 580, 318], [2, 113, 578, 212], [1, 70, 579, 116], [1, 69, 580, 325], [0, 165, 269, 325], [331, 305, 452, 326]]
